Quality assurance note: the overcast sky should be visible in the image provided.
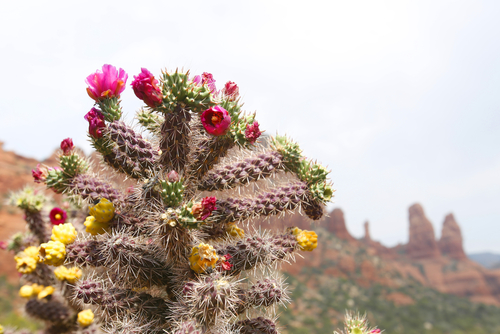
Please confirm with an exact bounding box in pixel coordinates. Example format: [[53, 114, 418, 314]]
[[1, 0, 499, 253]]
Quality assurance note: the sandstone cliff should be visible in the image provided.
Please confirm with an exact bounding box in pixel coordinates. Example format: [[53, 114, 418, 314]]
[[407, 203, 441, 259], [438, 213, 467, 259]]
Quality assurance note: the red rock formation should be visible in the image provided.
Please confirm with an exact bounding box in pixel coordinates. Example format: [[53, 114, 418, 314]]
[[407, 203, 440, 260], [438, 213, 466, 259], [325, 208, 356, 242], [363, 221, 371, 242]]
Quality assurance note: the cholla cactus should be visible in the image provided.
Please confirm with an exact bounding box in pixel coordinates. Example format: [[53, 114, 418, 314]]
[[2, 64, 334, 334], [333, 312, 382, 334]]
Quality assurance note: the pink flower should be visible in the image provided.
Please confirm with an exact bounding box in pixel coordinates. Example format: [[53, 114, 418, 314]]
[[219, 254, 233, 271], [201, 106, 231, 136], [370, 330, 381, 334], [0, 241, 7, 250], [131, 68, 163, 108], [86, 64, 128, 101], [245, 121, 262, 144], [222, 81, 239, 100], [32, 164, 47, 183], [192, 72, 217, 94], [84, 108, 106, 138], [49, 207, 67, 225], [192, 196, 217, 220], [60, 138, 74, 155]]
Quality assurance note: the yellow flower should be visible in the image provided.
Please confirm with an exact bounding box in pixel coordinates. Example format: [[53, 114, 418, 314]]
[[39, 240, 66, 266], [77, 309, 94, 327], [15, 255, 37, 274], [89, 198, 115, 223], [51, 223, 77, 245], [189, 243, 219, 273], [0, 324, 4, 334], [84, 216, 110, 235], [296, 230, 318, 251], [19, 285, 34, 298], [23, 246, 40, 261], [37, 286, 55, 299], [31, 283, 44, 295], [54, 266, 82, 283], [227, 223, 244, 239]]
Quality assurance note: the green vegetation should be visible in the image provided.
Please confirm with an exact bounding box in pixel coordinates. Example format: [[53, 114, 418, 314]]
[[280, 268, 500, 334]]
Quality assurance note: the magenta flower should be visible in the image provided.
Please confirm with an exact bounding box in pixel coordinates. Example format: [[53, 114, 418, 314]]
[[223, 81, 239, 100], [201, 106, 231, 136], [192, 72, 217, 94], [49, 207, 67, 225], [192, 196, 217, 220], [131, 68, 163, 108], [84, 108, 106, 139], [244, 121, 262, 144], [370, 330, 381, 334], [0, 241, 7, 250], [60, 138, 74, 155], [32, 164, 47, 183], [86, 64, 128, 101], [219, 254, 233, 271]]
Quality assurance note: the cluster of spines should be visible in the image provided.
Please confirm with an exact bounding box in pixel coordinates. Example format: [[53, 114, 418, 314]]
[[136, 108, 164, 134], [160, 70, 214, 113], [215, 231, 298, 274], [198, 151, 285, 191], [159, 109, 192, 173], [75, 278, 171, 327], [212, 181, 322, 223], [102, 121, 158, 179]]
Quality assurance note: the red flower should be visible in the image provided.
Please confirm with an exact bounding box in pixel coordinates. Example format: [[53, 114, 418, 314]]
[[49, 207, 67, 225], [219, 254, 233, 271], [131, 68, 163, 108], [245, 121, 262, 144], [32, 164, 47, 183], [192, 196, 217, 221], [86, 64, 128, 101], [84, 108, 106, 138], [201, 106, 231, 136], [222, 81, 239, 100], [60, 138, 74, 155]]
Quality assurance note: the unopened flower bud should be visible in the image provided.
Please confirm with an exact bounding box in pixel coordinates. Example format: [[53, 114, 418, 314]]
[[167, 170, 180, 183], [223, 81, 239, 100], [60, 138, 74, 155]]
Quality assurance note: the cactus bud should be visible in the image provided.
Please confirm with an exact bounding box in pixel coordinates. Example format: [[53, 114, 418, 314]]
[[60, 138, 74, 155], [223, 81, 239, 100], [132, 68, 163, 108]]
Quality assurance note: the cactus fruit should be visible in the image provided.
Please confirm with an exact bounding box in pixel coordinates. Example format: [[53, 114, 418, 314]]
[[77, 310, 95, 327], [39, 240, 66, 266], [2, 65, 335, 334], [51, 223, 78, 245]]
